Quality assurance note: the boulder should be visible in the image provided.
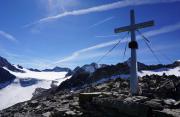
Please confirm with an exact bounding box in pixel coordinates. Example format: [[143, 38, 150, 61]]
[[144, 100, 163, 110], [124, 96, 149, 103], [65, 110, 76, 116], [156, 80, 176, 98], [29, 100, 39, 107], [52, 108, 70, 116], [174, 100, 180, 108], [159, 109, 180, 117], [79, 92, 111, 107], [92, 97, 151, 117], [32, 88, 48, 99], [163, 99, 176, 107], [42, 112, 51, 117], [153, 110, 174, 117]]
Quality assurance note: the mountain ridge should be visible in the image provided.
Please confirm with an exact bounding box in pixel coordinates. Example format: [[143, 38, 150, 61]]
[[0, 56, 180, 116]]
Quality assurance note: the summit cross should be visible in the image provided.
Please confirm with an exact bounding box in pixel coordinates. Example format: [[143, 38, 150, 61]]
[[114, 9, 154, 95]]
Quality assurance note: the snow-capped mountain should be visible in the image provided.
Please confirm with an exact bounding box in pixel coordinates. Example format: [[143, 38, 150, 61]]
[[0, 56, 70, 110], [0, 56, 24, 73], [58, 60, 180, 91], [67, 63, 99, 76], [81, 63, 99, 73]]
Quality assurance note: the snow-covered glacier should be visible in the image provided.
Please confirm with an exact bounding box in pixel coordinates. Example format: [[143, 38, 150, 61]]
[[0, 66, 70, 110]]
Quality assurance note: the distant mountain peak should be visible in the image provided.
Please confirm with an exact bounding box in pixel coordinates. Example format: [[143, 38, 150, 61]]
[[0, 56, 24, 73], [42, 66, 71, 72]]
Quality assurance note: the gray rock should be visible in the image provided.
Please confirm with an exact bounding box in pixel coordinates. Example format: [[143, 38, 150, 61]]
[[14, 113, 25, 117], [144, 100, 163, 110], [92, 97, 151, 117], [29, 100, 39, 107], [61, 100, 69, 104], [150, 99, 163, 104], [161, 109, 180, 117], [153, 110, 174, 117], [96, 84, 109, 91], [65, 110, 76, 116], [32, 88, 47, 99], [79, 92, 110, 106], [174, 100, 180, 108], [53, 107, 70, 115], [42, 112, 51, 117], [164, 99, 176, 106], [156, 80, 176, 98], [124, 96, 149, 103]]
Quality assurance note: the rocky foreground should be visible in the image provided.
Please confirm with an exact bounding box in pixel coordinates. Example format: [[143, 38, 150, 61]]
[[0, 74, 180, 117]]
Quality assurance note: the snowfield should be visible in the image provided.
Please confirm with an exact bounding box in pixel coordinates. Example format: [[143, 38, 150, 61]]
[[139, 66, 180, 77], [95, 67, 180, 87], [0, 79, 51, 110], [3, 67, 67, 80], [0, 66, 69, 110]]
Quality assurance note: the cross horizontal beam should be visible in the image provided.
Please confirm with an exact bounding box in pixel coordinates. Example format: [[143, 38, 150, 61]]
[[114, 20, 154, 33]]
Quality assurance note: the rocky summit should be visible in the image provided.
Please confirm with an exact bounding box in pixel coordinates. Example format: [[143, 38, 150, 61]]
[[0, 74, 180, 117]]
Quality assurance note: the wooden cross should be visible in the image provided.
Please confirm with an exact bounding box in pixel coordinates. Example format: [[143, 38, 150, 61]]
[[114, 10, 154, 95]]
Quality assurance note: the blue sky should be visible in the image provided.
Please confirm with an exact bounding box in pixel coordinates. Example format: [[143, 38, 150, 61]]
[[0, 0, 180, 69]]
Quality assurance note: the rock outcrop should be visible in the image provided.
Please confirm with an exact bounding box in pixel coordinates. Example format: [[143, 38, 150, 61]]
[[0, 56, 24, 73], [42, 67, 72, 73], [0, 67, 16, 89]]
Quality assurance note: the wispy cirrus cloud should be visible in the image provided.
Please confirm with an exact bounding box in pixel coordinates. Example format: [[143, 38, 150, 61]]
[[0, 30, 17, 42], [55, 21, 180, 64], [95, 34, 119, 38], [89, 16, 114, 29], [39, 0, 77, 16], [46, 0, 67, 16], [142, 22, 180, 37], [25, 0, 180, 27], [54, 40, 120, 63]]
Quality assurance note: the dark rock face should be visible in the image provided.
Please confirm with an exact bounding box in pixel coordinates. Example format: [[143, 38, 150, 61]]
[[32, 88, 48, 99], [58, 60, 180, 91], [58, 63, 130, 91], [28, 68, 41, 72], [0, 56, 24, 73], [65, 63, 101, 77], [65, 70, 74, 77], [81, 63, 98, 73], [0, 67, 16, 89], [139, 60, 180, 71], [19, 78, 39, 87], [17, 65, 23, 69], [58, 72, 91, 90], [42, 67, 71, 73]]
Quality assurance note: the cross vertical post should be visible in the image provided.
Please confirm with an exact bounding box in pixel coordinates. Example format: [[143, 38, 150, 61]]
[[130, 10, 138, 95], [114, 9, 154, 95]]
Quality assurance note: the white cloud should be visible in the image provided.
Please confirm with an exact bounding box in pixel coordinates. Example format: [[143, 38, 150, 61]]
[[55, 22, 180, 64], [54, 39, 122, 63], [142, 22, 180, 37], [25, 0, 180, 27], [46, 0, 66, 16], [38, 0, 74, 16], [89, 16, 114, 28], [95, 35, 119, 38], [0, 30, 17, 42]]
